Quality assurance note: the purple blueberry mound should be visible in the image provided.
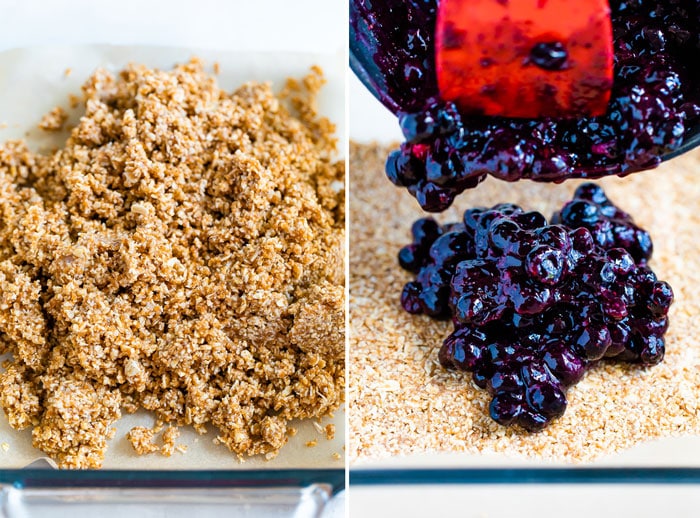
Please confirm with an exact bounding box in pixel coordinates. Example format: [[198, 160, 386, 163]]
[[351, 0, 699, 211], [553, 183, 653, 265], [399, 184, 673, 431], [400, 216, 473, 318]]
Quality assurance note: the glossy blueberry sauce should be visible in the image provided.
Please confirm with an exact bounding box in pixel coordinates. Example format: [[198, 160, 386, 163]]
[[399, 184, 673, 430], [351, 0, 699, 211]]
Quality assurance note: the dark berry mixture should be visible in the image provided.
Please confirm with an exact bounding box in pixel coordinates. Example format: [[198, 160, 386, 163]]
[[552, 182, 653, 265], [351, 0, 699, 211], [528, 42, 569, 72], [350, 0, 438, 114], [399, 184, 673, 431]]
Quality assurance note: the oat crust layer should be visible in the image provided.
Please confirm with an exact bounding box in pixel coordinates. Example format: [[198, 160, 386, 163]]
[[349, 142, 699, 464]]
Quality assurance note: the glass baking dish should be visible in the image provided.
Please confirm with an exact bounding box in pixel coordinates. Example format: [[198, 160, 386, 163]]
[[347, 49, 700, 517], [0, 45, 346, 517], [349, 467, 700, 518]]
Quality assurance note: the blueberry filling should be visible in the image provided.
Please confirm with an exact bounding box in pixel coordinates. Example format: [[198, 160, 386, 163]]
[[528, 42, 569, 71], [399, 184, 673, 431], [351, 0, 699, 211]]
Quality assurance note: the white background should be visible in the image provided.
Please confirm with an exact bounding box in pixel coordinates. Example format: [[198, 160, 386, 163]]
[[0, 0, 344, 54], [349, 73, 402, 142]]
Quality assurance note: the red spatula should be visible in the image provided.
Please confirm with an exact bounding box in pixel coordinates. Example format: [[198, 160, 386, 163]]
[[436, 0, 614, 119]]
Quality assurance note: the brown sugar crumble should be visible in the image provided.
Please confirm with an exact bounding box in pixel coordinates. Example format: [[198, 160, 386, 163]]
[[126, 423, 186, 456], [38, 107, 68, 131], [126, 426, 159, 455], [161, 426, 182, 457], [0, 59, 345, 469], [349, 142, 700, 465]]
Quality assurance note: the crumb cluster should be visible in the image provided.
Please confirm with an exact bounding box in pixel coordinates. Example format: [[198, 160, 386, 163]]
[[38, 107, 68, 132], [349, 142, 699, 464], [127, 423, 187, 457], [0, 59, 345, 468]]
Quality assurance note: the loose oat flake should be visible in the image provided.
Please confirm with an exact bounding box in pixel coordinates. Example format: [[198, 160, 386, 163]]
[[0, 59, 345, 469]]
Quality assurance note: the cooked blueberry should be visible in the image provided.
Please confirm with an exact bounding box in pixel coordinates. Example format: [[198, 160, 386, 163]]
[[575, 324, 613, 361], [385, 146, 424, 187], [528, 41, 569, 71], [647, 281, 674, 316], [526, 246, 566, 285], [429, 232, 472, 265], [569, 227, 596, 255], [425, 147, 464, 185], [639, 335, 665, 365], [488, 371, 523, 393], [400, 281, 424, 314], [440, 327, 486, 370], [409, 181, 456, 213], [472, 369, 490, 389], [489, 391, 523, 426], [411, 217, 442, 246], [398, 109, 439, 143], [607, 248, 635, 275], [518, 411, 550, 432], [513, 211, 548, 230], [489, 218, 524, 252], [525, 383, 567, 418], [542, 345, 586, 386], [398, 245, 423, 273], [559, 200, 601, 226], [574, 183, 609, 204], [398, 100, 463, 143]]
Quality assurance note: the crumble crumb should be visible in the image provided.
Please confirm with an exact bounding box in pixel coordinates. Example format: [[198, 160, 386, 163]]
[[37, 106, 68, 131], [128, 424, 187, 456], [0, 59, 345, 469], [306, 440, 318, 448], [64, 68, 72, 77], [68, 94, 81, 109], [127, 426, 159, 455], [213, 62, 220, 74], [161, 426, 180, 457], [324, 424, 336, 441], [332, 452, 341, 461]]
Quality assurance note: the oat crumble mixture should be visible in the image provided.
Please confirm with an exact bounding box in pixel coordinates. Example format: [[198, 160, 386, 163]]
[[0, 59, 345, 469], [349, 142, 700, 464]]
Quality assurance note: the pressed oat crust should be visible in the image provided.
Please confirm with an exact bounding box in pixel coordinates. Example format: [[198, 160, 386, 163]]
[[349, 142, 700, 464], [0, 59, 345, 469]]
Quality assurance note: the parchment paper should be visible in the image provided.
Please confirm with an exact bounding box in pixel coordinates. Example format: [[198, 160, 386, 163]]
[[0, 45, 345, 470]]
